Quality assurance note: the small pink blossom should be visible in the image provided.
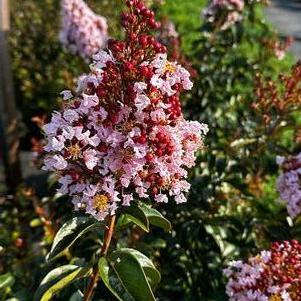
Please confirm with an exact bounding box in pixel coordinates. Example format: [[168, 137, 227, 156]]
[[155, 194, 168, 203], [122, 194, 133, 206], [135, 94, 151, 112], [83, 149, 98, 170], [43, 155, 68, 171]]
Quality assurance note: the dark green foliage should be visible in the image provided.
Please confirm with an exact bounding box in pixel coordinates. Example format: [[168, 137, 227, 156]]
[[153, 1, 297, 301]]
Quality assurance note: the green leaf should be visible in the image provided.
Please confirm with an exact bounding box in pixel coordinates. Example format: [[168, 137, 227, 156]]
[[47, 216, 102, 261], [98, 257, 135, 301], [30, 218, 43, 228], [0, 273, 15, 291], [34, 265, 91, 301], [137, 203, 171, 232], [117, 203, 171, 233], [69, 290, 84, 301], [149, 238, 167, 249], [205, 225, 236, 257], [98, 249, 157, 301], [116, 205, 149, 232], [120, 249, 161, 290]]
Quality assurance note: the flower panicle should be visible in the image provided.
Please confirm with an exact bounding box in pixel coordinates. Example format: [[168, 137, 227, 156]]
[[43, 0, 208, 221], [262, 36, 293, 61], [225, 240, 301, 301], [203, 0, 244, 30], [59, 0, 108, 60], [277, 153, 301, 219]]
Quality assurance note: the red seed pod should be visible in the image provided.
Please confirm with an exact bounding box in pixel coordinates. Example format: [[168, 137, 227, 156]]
[[110, 114, 119, 124], [139, 35, 149, 47], [148, 18, 157, 29], [145, 153, 154, 162], [152, 187, 158, 195], [15, 238, 24, 248]]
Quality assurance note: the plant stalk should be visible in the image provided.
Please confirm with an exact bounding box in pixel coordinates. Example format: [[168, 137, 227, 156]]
[[83, 214, 116, 301]]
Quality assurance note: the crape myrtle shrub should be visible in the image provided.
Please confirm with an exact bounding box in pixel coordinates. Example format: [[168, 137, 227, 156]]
[[2, 0, 205, 300], [33, 0, 207, 300], [1, 1, 300, 301]]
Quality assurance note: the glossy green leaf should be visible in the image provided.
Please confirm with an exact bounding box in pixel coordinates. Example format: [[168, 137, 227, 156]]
[[0, 273, 15, 290], [34, 265, 91, 301], [116, 205, 149, 232], [47, 216, 102, 261], [137, 203, 171, 232], [121, 248, 161, 290], [98, 249, 156, 301]]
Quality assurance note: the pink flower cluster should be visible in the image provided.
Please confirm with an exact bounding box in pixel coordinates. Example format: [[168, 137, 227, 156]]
[[203, 0, 244, 30], [59, 0, 108, 60], [158, 19, 179, 44], [272, 37, 293, 61], [43, 0, 208, 221], [277, 154, 301, 219], [224, 240, 301, 301]]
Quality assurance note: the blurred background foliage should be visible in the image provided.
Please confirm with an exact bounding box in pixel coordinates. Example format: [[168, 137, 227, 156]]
[[1, 0, 300, 300]]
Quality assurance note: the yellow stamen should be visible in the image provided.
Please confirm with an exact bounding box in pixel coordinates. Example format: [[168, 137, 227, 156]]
[[163, 61, 176, 74], [118, 121, 135, 134], [117, 148, 134, 162], [150, 90, 161, 99], [93, 194, 109, 211], [67, 144, 81, 160], [269, 295, 282, 301]]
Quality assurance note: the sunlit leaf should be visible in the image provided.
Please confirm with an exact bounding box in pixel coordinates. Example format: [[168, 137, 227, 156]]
[[98, 249, 157, 301], [34, 265, 91, 301], [47, 216, 102, 261]]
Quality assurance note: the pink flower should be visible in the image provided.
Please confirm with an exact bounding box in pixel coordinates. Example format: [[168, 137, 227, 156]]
[[155, 194, 168, 203], [60, 90, 73, 100], [175, 193, 187, 204], [92, 50, 115, 67], [59, 0, 108, 60], [122, 194, 133, 206], [135, 94, 151, 112], [134, 82, 148, 92], [150, 108, 167, 123], [150, 53, 193, 96], [63, 109, 79, 123], [277, 154, 301, 218], [79, 94, 99, 113], [83, 149, 98, 170], [43, 155, 68, 170], [58, 175, 73, 194]]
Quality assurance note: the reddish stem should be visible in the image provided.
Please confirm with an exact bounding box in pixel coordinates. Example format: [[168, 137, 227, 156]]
[[83, 215, 116, 301]]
